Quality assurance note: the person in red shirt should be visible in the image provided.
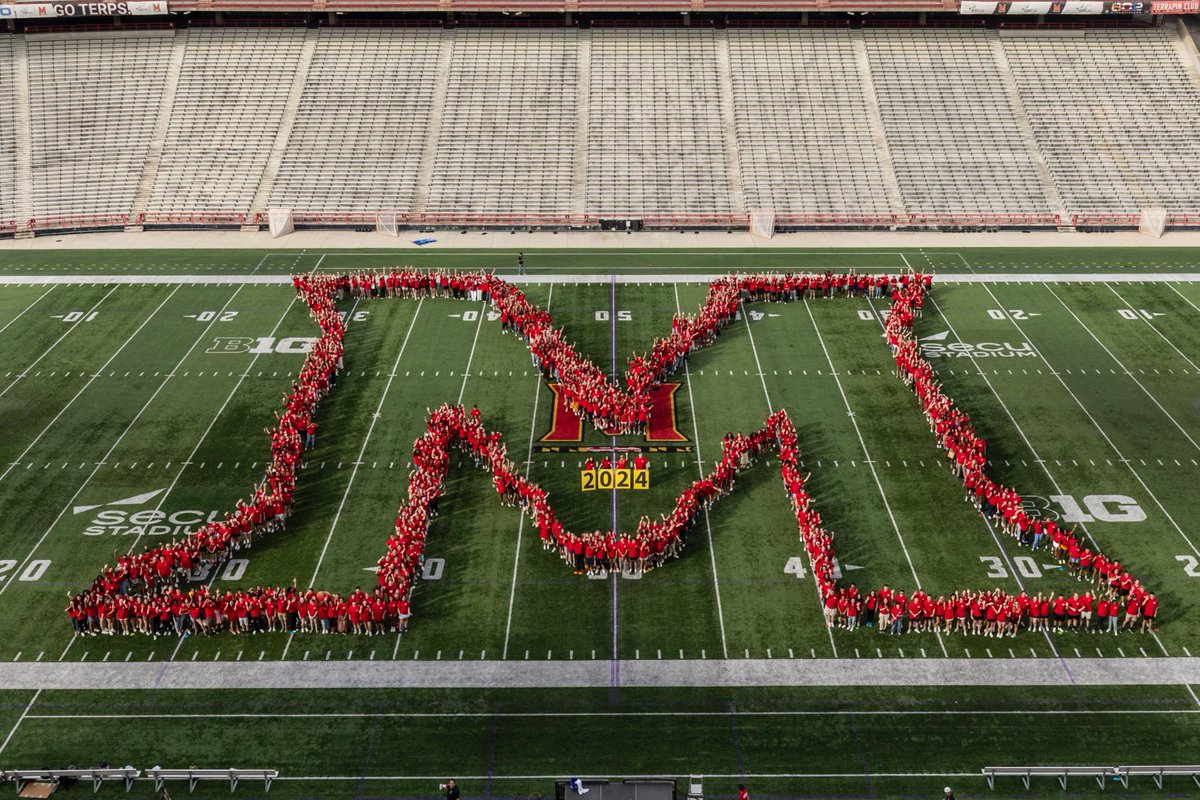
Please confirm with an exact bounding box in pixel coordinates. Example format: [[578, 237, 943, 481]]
[[1140, 594, 1158, 633], [737, 785, 749, 800]]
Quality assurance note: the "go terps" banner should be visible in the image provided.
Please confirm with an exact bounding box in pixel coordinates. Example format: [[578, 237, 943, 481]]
[[0, 1, 167, 18]]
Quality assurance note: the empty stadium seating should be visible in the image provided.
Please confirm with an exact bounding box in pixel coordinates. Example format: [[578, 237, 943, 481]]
[[269, 27, 442, 215], [26, 31, 172, 223], [586, 29, 736, 217], [147, 27, 306, 218], [864, 29, 1054, 218], [727, 29, 896, 218], [425, 30, 579, 217], [0, 23, 1198, 232], [1003, 28, 1200, 216], [0, 36, 15, 229]]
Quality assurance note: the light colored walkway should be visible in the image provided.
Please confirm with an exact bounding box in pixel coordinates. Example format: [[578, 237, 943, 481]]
[[0, 657, 1197, 690], [1, 273, 1199, 286], [3, 228, 1200, 251]]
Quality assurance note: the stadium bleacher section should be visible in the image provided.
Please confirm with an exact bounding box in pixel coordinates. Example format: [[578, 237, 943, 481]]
[[1003, 27, 1200, 222], [727, 29, 897, 218], [145, 26, 306, 223], [27, 30, 172, 226], [269, 27, 441, 216], [0, 35, 16, 234], [2, 22, 1200, 233]]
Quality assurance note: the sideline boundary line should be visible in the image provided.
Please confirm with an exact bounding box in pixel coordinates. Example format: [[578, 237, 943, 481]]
[[5, 273, 1200, 285]]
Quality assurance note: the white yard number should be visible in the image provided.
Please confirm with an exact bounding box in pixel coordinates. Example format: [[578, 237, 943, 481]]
[[339, 310, 370, 323], [1050, 494, 1145, 523], [222, 558, 248, 581], [0, 559, 50, 582], [987, 309, 1030, 321], [422, 557, 445, 581], [60, 311, 98, 323], [595, 310, 633, 322], [1176, 555, 1200, 577], [784, 557, 807, 579], [979, 555, 1043, 580], [462, 310, 478, 322], [194, 311, 238, 322], [1117, 309, 1162, 321]]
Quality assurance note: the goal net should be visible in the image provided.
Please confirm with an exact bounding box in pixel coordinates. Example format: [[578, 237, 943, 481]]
[[749, 208, 775, 239], [376, 210, 400, 237], [268, 207, 294, 239], [1138, 208, 1167, 238]]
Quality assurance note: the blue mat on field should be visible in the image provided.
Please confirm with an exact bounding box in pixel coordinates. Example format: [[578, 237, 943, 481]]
[[412, 238, 437, 246]]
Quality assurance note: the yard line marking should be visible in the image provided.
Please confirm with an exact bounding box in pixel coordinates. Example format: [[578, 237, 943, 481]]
[[456, 302, 488, 405], [502, 287, 553, 660], [0, 285, 118, 403], [0, 288, 188, 485], [0, 689, 40, 756], [802, 302, 947, 656], [306, 299, 424, 590], [0, 286, 54, 339], [673, 285, 728, 659], [979, 285, 1200, 562], [866, 295, 1066, 665], [0, 286, 183, 606], [1185, 685, 1200, 707], [1054, 285, 1200, 451], [1165, 282, 1200, 315], [122, 286, 253, 559], [740, 298, 837, 657]]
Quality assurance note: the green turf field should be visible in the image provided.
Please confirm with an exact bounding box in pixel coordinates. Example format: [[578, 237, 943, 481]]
[[0, 247, 1198, 797]]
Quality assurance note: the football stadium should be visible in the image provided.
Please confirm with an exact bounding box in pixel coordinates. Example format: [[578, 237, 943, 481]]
[[2, 0, 1200, 796]]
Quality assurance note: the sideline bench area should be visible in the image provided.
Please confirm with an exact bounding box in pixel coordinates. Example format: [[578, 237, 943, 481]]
[[0, 767, 277, 794]]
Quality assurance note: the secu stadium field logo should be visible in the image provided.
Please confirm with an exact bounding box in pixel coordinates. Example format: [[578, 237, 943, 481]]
[[74, 488, 220, 537], [919, 329, 1036, 359]]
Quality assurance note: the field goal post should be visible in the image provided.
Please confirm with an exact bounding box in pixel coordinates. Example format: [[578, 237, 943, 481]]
[[1138, 208, 1167, 238], [268, 207, 294, 239], [749, 208, 775, 239], [376, 210, 400, 237]]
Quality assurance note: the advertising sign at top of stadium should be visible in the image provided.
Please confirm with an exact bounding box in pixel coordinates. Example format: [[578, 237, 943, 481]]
[[0, 1, 167, 17], [960, 0, 1196, 10]]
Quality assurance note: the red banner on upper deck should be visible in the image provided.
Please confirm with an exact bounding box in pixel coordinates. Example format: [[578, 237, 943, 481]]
[[0, 1, 167, 17]]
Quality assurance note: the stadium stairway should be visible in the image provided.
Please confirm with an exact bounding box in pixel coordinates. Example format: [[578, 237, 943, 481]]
[[851, 30, 905, 217], [11, 34, 33, 239], [408, 30, 457, 215], [245, 27, 319, 231], [572, 29, 591, 217], [989, 34, 1070, 227], [714, 30, 748, 217], [128, 30, 190, 232]]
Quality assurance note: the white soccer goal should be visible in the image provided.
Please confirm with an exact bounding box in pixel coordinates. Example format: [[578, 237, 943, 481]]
[[376, 210, 400, 237], [1139, 208, 1167, 238], [749, 208, 776, 239], [268, 208, 294, 239]]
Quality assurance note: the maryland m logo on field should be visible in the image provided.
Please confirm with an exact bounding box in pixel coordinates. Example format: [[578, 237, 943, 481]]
[[70, 270, 1156, 637]]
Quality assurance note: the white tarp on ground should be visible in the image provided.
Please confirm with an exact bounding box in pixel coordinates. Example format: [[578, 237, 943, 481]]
[[267, 208, 294, 239], [749, 209, 775, 240], [375, 211, 399, 238], [1139, 208, 1167, 238]]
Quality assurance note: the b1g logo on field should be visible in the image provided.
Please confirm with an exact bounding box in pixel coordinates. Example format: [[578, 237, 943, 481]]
[[919, 330, 1035, 359], [206, 336, 319, 355], [74, 489, 221, 537]]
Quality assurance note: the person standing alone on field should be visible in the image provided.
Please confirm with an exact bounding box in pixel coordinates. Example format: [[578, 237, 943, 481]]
[[517, 252, 526, 275], [737, 784, 749, 800]]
